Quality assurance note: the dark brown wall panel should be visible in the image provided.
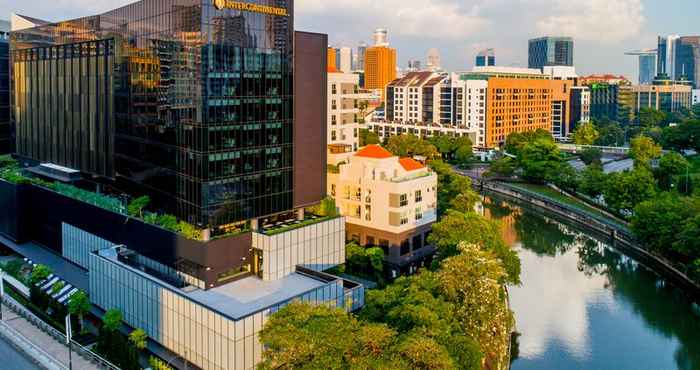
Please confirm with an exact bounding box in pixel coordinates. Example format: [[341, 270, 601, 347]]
[[293, 31, 327, 208]]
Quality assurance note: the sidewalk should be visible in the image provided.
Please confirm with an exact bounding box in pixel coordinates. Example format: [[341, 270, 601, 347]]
[[1, 304, 99, 370]]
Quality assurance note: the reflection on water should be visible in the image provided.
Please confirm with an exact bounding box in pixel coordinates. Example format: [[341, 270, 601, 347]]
[[480, 196, 700, 370]]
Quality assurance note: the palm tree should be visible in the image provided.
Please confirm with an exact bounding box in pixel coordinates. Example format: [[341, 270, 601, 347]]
[[67, 291, 91, 333]]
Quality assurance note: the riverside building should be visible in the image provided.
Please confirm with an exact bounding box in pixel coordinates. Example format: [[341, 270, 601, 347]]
[[0, 20, 9, 154], [2, 2, 364, 370]]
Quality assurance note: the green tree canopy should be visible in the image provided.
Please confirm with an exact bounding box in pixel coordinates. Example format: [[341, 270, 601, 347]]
[[631, 194, 700, 254], [580, 147, 603, 166], [579, 165, 608, 198], [129, 328, 148, 350], [127, 196, 150, 218], [603, 168, 657, 213], [639, 107, 667, 129], [504, 129, 551, 156], [103, 309, 123, 332], [386, 135, 441, 160], [30, 264, 52, 285], [517, 137, 562, 183], [572, 122, 600, 145], [630, 135, 662, 168], [68, 290, 91, 332], [359, 129, 380, 147]]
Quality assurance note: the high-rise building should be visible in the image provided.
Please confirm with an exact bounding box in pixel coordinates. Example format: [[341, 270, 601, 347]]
[[528, 36, 574, 70], [327, 70, 372, 153], [386, 72, 449, 124], [632, 74, 693, 114], [658, 35, 681, 79], [675, 36, 700, 88], [426, 48, 441, 71], [364, 45, 397, 96], [0, 20, 10, 154], [693, 89, 700, 105], [3, 3, 365, 370], [328, 47, 338, 71], [568, 86, 591, 138], [580, 75, 635, 123], [373, 28, 388, 46], [339, 47, 353, 73], [625, 49, 657, 85], [475, 48, 496, 67], [357, 41, 367, 71], [407, 60, 422, 71], [327, 145, 438, 277]]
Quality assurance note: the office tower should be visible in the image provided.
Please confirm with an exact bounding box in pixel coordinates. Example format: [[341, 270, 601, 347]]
[[339, 47, 353, 73], [426, 48, 441, 70], [364, 45, 397, 96], [357, 41, 367, 71], [327, 144, 438, 277], [373, 28, 388, 46], [567, 86, 591, 138], [528, 36, 574, 70], [407, 60, 422, 71], [0, 20, 9, 154], [476, 48, 496, 67], [632, 75, 693, 113], [657, 35, 681, 79], [675, 36, 700, 88], [327, 70, 371, 152], [328, 47, 338, 71], [4, 3, 365, 370], [625, 49, 657, 85], [580, 75, 635, 123]]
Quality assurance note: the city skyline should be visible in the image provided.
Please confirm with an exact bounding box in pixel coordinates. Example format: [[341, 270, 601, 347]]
[[2, 0, 699, 78]]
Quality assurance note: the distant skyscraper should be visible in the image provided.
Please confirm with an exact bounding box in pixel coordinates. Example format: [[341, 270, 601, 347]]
[[476, 48, 496, 67], [625, 49, 657, 85], [339, 47, 353, 73], [365, 45, 397, 98], [658, 35, 700, 88], [407, 60, 421, 71], [357, 41, 367, 71], [0, 19, 10, 154], [528, 36, 574, 70], [327, 47, 337, 71], [426, 48, 441, 70], [373, 28, 388, 46]]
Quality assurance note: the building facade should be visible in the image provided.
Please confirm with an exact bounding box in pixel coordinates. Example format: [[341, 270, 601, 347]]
[[693, 89, 700, 105], [658, 35, 700, 88], [426, 48, 441, 71], [0, 20, 9, 154], [581, 75, 635, 124], [10, 0, 329, 229], [364, 45, 396, 95], [528, 36, 574, 70], [338, 46, 353, 73], [327, 145, 437, 277], [632, 79, 692, 114], [626, 49, 657, 85], [475, 48, 495, 67], [327, 71, 371, 152], [567, 86, 591, 138]]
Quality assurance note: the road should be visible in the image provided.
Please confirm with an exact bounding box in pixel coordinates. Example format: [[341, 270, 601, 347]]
[[0, 336, 41, 370]]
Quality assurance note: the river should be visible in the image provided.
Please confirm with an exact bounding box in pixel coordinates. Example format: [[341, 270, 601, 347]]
[[480, 195, 700, 370]]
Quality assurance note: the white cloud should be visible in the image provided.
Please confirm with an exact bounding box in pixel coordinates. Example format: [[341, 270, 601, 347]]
[[297, 0, 491, 40], [533, 0, 645, 43]]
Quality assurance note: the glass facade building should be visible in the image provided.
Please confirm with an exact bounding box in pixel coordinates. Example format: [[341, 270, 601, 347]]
[[528, 37, 574, 70], [0, 21, 10, 154], [10, 0, 296, 227]]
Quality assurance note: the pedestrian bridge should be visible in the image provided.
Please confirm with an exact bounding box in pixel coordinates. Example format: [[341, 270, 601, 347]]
[[557, 144, 630, 156]]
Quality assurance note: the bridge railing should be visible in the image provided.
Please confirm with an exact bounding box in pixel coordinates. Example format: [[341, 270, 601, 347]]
[[557, 143, 630, 154]]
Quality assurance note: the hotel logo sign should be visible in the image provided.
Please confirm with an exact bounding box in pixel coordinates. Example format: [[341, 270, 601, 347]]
[[212, 0, 289, 16]]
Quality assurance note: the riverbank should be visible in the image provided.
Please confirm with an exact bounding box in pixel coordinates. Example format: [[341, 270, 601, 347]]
[[480, 180, 700, 302]]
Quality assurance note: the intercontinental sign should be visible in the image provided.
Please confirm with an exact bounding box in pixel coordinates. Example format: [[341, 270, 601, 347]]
[[212, 0, 289, 16]]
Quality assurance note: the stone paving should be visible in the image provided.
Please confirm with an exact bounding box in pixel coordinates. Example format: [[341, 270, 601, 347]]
[[1, 304, 98, 370]]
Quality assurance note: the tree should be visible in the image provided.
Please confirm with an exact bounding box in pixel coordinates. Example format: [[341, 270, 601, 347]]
[[258, 303, 400, 369], [638, 107, 666, 129], [30, 264, 52, 285], [487, 157, 517, 178], [579, 147, 603, 166], [656, 152, 689, 190], [428, 211, 520, 284], [630, 135, 662, 168], [449, 192, 481, 214], [675, 214, 700, 260], [603, 168, 656, 213], [103, 309, 123, 332], [395, 335, 456, 370], [504, 129, 551, 156], [386, 134, 440, 160], [127, 195, 150, 218], [518, 137, 562, 183], [595, 120, 625, 146], [359, 129, 380, 147], [631, 194, 700, 254], [552, 162, 580, 193], [579, 165, 607, 198], [68, 291, 91, 333], [572, 122, 600, 145], [454, 142, 474, 167], [129, 328, 148, 350]]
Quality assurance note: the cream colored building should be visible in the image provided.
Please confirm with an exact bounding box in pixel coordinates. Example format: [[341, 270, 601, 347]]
[[327, 145, 438, 276], [328, 71, 372, 153]]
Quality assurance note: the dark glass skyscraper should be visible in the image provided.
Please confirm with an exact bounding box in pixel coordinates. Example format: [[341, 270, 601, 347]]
[[0, 21, 10, 154], [475, 48, 495, 67], [528, 36, 573, 70], [10, 0, 318, 228]]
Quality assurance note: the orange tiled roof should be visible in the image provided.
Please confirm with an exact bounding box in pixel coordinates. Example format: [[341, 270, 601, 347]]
[[328, 65, 338, 73], [355, 145, 393, 159], [399, 157, 425, 171]]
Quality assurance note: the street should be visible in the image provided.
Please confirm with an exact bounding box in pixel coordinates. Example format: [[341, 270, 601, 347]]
[[0, 336, 41, 370]]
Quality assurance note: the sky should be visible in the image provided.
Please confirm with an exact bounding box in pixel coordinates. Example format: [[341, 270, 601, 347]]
[[2, 0, 699, 80]]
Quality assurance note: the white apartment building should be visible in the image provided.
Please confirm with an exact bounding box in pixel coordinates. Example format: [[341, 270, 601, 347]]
[[693, 89, 700, 105], [339, 47, 353, 73], [327, 145, 438, 276], [328, 71, 371, 153]]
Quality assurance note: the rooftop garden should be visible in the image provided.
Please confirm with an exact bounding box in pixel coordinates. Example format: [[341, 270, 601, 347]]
[[260, 197, 340, 236]]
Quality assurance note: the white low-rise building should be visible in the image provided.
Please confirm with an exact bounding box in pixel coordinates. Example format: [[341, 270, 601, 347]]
[[328, 70, 372, 153], [328, 145, 438, 277]]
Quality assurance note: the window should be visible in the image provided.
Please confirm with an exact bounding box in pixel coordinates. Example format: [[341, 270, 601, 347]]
[[400, 194, 408, 207], [415, 190, 422, 203], [330, 184, 336, 197], [415, 207, 423, 220], [400, 240, 411, 255], [332, 84, 337, 95], [365, 205, 372, 221], [400, 212, 409, 225], [331, 130, 337, 141], [366, 236, 376, 246]]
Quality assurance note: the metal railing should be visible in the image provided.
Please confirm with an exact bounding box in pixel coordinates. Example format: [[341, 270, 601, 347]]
[[2, 295, 121, 370]]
